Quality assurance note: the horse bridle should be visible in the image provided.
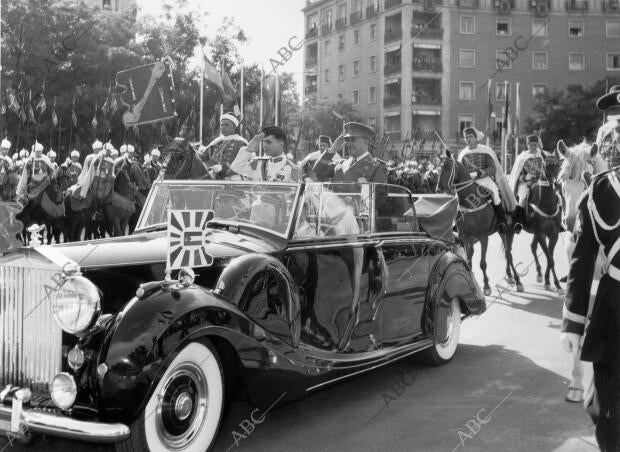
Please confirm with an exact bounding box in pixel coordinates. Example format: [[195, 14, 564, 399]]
[[440, 156, 475, 193]]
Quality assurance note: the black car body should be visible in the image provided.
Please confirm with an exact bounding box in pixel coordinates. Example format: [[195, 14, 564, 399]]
[[0, 180, 485, 451]]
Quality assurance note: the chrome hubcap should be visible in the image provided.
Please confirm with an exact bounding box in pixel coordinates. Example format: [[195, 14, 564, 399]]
[[174, 392, 194, 421], [155, 363, 209, 450]]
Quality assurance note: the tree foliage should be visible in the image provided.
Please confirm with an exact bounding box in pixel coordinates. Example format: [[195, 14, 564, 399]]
[[526, 79, 614, 148]]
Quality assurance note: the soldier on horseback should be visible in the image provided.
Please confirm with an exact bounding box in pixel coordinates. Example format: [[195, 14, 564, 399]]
[[61, 150, 82, 186], [0, 139, 14, 201], [595, 117, 620, 169], [15, 142, 55, 203], [458, 127, 516, 232]]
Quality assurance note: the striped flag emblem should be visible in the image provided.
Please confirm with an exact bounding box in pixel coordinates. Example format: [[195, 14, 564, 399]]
[[167, 210, 215, 270]]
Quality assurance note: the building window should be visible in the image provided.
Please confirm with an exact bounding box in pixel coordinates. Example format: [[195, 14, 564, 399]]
[[338, 64, 345, 81], [532, 52, 548, 70], [353, 60, 360, 77], [532, 19, 548, 37], [324, 69, 330, 83], [369, 55, 376, 72], [324, 40, 331, 55], [370, 23, 377, 40], [532, 84, 547, 98], [569, 19, 584, 38], [460, 16, 475, 34], [496, 17, 510, 36], [459, 49, 475, 68], [354, 29, 360, 45], [569, 52, 585, 71], [459, 82, 475, 100], [496, 50, 512, 69], [496, 82, 511, 101], [607, 53, 620, 70], [369, 86, 376, 103], [607, 21, 620, 38], [102, 0, 112, 9], [368, 116, 377, 130], [459, 115, 474, 138], [338, 35, 345, 51], [353, 89, 360, 106]]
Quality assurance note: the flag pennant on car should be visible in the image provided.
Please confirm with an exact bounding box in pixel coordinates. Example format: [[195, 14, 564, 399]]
[[167, 210, 215, 271]]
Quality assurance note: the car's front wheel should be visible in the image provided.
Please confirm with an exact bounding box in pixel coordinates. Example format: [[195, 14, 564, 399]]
[[421, 296, 462, 366], [115, 340, 225, 452]]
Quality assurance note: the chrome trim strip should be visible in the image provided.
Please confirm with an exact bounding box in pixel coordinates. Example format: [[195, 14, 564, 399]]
[[0, 404, 129, 443], [305, 339, 434, 391]]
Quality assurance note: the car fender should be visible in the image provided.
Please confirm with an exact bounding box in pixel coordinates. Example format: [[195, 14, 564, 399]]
[[423, 251, 486, 336], [215, 253, 301, 348], [97, 285, 256, 424]]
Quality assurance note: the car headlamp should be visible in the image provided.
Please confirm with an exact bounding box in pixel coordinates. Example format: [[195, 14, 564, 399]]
[[52, 275, 100, 336], [50, 373, 77, 410]]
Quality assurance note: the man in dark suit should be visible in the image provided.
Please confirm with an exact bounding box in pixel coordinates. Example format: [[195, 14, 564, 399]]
[[562, 87, 620, 451], [313, 122, 387, 183]]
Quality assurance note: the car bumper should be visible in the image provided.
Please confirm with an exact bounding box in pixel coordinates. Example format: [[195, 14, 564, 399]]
[[0, 400, 130, 443]]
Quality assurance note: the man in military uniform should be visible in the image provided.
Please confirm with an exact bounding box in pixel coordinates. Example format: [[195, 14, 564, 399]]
[[16, 142, 55, 202], [0, 139, 14, 200], [62, 150, 82, 186], [199, 113, 248, 180], [596, 117, 620, 169], [509, 135, 548, 232], [298, 135, 340, 182], [143, 148, 162, 183], [313, 122, 387, 183], [230, 125, 300, 182], [458, 127, 516, 232], [120, 144, 137, 162]]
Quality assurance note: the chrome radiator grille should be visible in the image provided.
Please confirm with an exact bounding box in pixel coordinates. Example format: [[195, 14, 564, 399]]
[[0, 264, 62, 393]]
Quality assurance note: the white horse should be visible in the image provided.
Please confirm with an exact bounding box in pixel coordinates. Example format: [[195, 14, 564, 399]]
[[556, 139, 608, 403]]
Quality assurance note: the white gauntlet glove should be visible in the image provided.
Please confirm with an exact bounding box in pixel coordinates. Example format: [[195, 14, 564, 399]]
[[560, 332, 581, 355]]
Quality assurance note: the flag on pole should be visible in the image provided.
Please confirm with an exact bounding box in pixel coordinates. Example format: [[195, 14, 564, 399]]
[[221, 66, 238, 113], [91, 103, 98, 129], [36, 94, 46, 115], [71, 94, 77, 127], [51, 97, 58, 127], [101, 97, 109, 115], [110, 95, 118, 116], [8, 90, 20, 116], [167, 210, 216, 270], [202, 52, 224, 96]]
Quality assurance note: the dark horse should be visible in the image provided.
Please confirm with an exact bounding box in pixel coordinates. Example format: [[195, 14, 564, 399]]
[[523, 149, 564, 292], [103, 159, 151, 236], [437, 150, 523, 295], [17, 175, 67, 245], [160, 138, 210, 180]]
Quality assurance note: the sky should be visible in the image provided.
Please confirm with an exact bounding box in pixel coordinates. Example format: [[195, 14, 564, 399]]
[[137, 0, 307, 98]]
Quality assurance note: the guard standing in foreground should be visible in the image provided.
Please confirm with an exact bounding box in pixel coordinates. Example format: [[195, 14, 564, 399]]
[[313, 122, 387, 183]]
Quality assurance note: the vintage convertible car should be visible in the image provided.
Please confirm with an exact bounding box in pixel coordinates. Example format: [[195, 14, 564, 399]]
[[0, 180, 485, 452]]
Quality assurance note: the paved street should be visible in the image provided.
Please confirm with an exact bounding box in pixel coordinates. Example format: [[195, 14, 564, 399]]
[[2, 232, 599, 452]]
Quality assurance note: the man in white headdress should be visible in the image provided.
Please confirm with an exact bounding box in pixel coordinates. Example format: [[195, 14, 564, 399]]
[[61, 149, 82, 185], [0, 139, 14, 195], [16, 142, 55, 201], [199, 113, 248, 180], [73, 140, 116, 198], [48, 149, 59, 175], [143, 148, 162, 183]]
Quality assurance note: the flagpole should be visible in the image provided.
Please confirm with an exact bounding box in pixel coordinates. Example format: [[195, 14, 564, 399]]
[[240, 60, 244, 135], [275, 69, 280, 127], [513, 82, 520, 165], [259, 66, 264, 157], [199, 47, 205, 143], [486, 79, 491, 146], [502, 80, 508, 174]]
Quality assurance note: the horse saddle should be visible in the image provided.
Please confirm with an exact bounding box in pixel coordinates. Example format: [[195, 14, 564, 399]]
[[27, 178, 50, 201], [91, 174, 115, 200], [41, 190, 66, 218]]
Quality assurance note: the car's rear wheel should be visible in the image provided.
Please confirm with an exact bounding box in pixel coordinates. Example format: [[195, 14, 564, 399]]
[[420, 296, 461, 366], [115, 341, 224, 452]]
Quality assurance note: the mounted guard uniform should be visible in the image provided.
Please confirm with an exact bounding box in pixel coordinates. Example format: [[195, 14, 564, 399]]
[[596, 120, 620, 169], [510, 147, 546, 209], [562, 167, 620, 451], [199, 134, 248, 180], [15, 145, 55, 202]]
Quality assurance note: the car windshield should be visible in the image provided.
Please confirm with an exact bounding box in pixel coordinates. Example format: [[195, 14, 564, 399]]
[[136, 181, 299, 237]]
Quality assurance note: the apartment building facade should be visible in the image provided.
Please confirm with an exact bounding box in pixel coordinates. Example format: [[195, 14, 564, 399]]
[[302, 0, 620, 153]]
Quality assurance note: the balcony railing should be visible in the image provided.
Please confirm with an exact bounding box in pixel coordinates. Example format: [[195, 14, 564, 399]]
[[604, 0, 620, 11], [566, 0, 587, 10], [412, 59, 442, 72], [384, 63, 402, 75], [350, 11, 363, 25], [529, 0, 550, 13], [494, 0, 515, 13], [411, 91, 441, 105], [384, 95, 401, 107], [305, 57, 318, 67], [411, 26, 442, 39], [457, 0, 478, 7], [385, 0, 402, 9], [385, 29, 402, 43], [321, 23, 332, 35], [306, 27, 318, 39], [366, 5, 378, 18], [335, 17, 347, 30]]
